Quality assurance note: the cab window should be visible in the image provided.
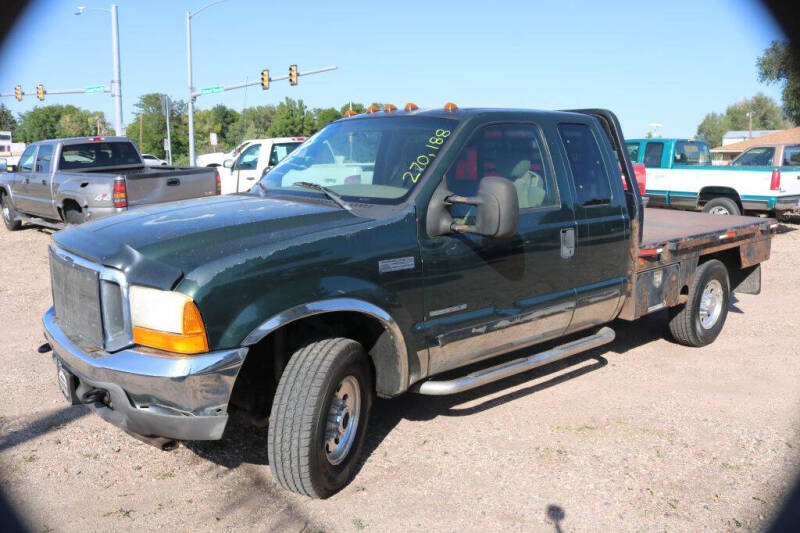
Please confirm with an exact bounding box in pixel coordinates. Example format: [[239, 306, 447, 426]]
[[673, 141, 710, 165], [235, 143, 260, 170], [732, 146, 775, 167], [558, 123, 612, 206], [35, 145, 53, 173], [782, 145, 800, 166], [18, 145, 36, 172], [643, 142, 664, 168], [626, 142, 640, 162], [446, 123, 558, 212]]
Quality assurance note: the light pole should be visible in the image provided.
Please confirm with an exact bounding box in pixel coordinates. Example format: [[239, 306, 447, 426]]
[[187, 0, 229, 166], [76, 5, 123, 136]]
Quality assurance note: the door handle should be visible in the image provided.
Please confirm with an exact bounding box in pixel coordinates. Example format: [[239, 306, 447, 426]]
[[24, 178, 29, 184], [166, 178, 180, 186], [246, 176, 255, 180], [560, 228, 575, 259], [41, 179, 47, 185]]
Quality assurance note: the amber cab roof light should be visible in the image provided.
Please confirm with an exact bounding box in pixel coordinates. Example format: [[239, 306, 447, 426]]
[[404, 102, 419, 111], [366, 105, 380, 114], [383, 103, 398, 112], [444, 102, 458, 112], [343, 109, 358, 118]]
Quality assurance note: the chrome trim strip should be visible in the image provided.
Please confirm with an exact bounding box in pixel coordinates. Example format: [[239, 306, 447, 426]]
[[50, 245, 133, 352], [241, 298, 410, 390], [413, 327, 615, 395]]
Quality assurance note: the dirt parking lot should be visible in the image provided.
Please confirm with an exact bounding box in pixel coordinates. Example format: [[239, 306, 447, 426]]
[[0, 219, 799, 532]]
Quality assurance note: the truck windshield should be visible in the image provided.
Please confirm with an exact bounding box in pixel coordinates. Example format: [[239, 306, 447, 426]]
[[732, 146, 775, 167], [256, 116, 458, 203], [673, 141, 711, 165], [59, 142, 142, 170]]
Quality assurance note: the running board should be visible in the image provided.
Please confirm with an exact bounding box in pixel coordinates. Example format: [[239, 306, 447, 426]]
[[412, 327, 615, 396], [19, 213, 64, 230]]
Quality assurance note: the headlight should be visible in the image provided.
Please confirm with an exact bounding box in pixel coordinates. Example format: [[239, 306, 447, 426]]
[[129, 286, 208, 354]]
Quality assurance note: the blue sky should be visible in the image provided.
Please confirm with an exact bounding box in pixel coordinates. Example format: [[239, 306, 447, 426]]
[[0, 0, 787, 139]]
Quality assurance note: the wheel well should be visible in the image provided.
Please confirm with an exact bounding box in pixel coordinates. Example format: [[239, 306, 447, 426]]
[[697, 187, 742, 209], [229, 311, 403, 423], [62, 199, 82, 213]]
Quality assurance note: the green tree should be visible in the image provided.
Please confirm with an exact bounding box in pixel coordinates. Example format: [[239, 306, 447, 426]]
[[695, 93, 789, 148], [339, 102, 366, 115], [757, 40, 800, 125], [0, 104, 17, 135], [194, 104, 240, 153], [125, 93, 188, 160], [314, 107, 342, 130], [226, 105, 277, 144], [267, 98, 316, 137], [16, 105, 108, 142]]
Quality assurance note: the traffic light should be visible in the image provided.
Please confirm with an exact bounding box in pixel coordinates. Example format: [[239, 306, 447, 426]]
[[289, 64, 298, 86], [261, 69, 269, 90], [14, 85, 22, 101], [36, 84, 44, 101]]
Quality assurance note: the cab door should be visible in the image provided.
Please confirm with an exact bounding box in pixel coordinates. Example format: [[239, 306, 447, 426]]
[[27, 143, 58, 218], [229, 142, 262, 192], [419, 122, 578, 377], [11, 144, 38, 212]]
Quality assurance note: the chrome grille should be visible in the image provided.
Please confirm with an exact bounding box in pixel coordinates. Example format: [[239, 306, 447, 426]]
[[49, 247, 104, 349]]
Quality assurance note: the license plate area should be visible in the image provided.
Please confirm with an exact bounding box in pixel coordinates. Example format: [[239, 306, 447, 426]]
[[56, 360, 81, 405]]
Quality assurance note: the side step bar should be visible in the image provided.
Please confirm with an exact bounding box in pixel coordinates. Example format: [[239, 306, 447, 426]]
[[413, 327, 615, 396], [19, 213, 64, 230]]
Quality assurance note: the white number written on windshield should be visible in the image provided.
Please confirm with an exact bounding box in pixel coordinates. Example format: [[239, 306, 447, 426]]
[[402, 129, 451, 184]]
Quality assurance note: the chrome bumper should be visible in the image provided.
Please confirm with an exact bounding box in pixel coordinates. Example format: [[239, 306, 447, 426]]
[[43, 307, 247, 441], [774, 195, 800, 211]]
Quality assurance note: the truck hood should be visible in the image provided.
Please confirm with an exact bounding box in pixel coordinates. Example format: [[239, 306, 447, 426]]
[[53, 194, 364, 289]]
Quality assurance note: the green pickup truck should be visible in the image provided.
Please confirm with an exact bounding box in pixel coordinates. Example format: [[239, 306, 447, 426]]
[[42, 107, 775, 498]]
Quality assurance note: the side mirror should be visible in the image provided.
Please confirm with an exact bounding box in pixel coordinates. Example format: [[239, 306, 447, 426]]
[[223, 159, 233, 169], [7, 164, 17, 173], [427, 176, 519, 238]]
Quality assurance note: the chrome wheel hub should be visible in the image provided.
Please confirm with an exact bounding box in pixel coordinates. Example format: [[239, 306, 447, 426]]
[[699, 279, 724, 329], [324, 375, 361, 465], [708, 206, 730, 215]]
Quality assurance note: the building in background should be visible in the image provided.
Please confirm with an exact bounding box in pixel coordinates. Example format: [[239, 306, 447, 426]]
[[711, 127, 800, 164]]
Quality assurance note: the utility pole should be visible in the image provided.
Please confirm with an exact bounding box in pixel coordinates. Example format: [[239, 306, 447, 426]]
[[139, 114, 143, 149], [163, 95, 172, 165], [110, 4, 122, 136], [186, 10, 195, 165], [747, 111, 753, 139]]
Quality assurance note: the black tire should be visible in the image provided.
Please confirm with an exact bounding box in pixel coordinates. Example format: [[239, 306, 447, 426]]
[[268, 338, 373, 499], [702, 197, 740, 216], [64, 204, 84, 225], [668, 259, 730, 347], [1, 190, 22, 231]]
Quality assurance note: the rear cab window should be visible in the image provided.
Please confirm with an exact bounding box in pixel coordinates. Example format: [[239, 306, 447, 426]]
[[557, 123, 613, 206], [643, 142, 664, 168], [673, 141, 710, 165], [626, 142, 640, 162], [59, 142, 142, 170]]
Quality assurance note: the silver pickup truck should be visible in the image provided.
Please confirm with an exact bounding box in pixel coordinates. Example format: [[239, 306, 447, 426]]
[[0, 136, 220, 230]]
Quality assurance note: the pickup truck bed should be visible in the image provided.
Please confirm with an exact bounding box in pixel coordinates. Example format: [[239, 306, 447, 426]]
[[641, 207, 772, 247]]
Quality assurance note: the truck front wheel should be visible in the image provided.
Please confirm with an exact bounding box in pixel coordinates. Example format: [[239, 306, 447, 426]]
[[268, 338, 373, 498], [668, 259, 730, 347], [702, 197, 740, 216], [1, 191, 22, 231]]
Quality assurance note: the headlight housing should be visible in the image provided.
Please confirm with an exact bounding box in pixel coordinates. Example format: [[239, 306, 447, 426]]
[[129, 286, 208, 355]]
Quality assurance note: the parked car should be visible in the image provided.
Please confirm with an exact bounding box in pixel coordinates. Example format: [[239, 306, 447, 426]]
[[195, 139, 255, 167], [0, 136, 220, 230], [627, 138, 800, 217], [41, 108, 775, 499], [730, 143, 800, 168], [220, 137, 305, 194], [141, 153, 168, 166]]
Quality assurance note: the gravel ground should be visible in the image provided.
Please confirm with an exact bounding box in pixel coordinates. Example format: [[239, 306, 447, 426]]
[[0, 219, 798, 532]]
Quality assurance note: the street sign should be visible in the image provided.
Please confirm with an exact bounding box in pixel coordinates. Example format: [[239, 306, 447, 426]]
[[163, 138, 170, 151], [210, 132, 218, 147], [200, 85, 225, 95], [85, 85, 105, 93]]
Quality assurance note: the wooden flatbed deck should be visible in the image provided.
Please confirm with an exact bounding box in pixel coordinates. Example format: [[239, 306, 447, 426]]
[[641, 208, 773, 250]]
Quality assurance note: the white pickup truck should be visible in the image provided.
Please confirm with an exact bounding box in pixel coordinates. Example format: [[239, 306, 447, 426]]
[[219, 137, 305, 194], [626, 138, 800, 217]]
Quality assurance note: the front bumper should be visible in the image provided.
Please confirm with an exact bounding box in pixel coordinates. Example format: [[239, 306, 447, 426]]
[[43, 307, 247, 441]]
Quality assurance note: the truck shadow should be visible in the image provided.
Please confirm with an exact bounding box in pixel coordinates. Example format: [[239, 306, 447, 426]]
[[186, 310, 670, 476]]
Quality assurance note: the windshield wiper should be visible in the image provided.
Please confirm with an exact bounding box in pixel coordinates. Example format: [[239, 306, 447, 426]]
[[291, 181, 351, 211]]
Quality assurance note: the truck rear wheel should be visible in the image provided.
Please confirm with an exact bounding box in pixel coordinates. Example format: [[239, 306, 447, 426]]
[[668, 259, 730, 347], [1, 191, 22, 231], [268, 337, 373, 499], [702, 197, 740, 216]]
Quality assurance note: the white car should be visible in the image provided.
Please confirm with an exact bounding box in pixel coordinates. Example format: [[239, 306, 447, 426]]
[[195, 140, 255, 168], [141, 154, 168, 166], [220, 137, 305, 194]]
